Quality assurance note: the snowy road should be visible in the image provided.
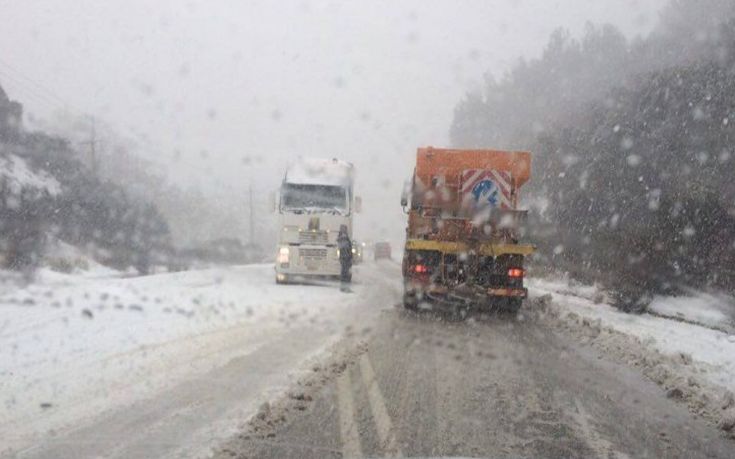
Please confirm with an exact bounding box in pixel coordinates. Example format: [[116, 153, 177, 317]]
[[215, 306, 734, 459], [3, 261, 735, 458]]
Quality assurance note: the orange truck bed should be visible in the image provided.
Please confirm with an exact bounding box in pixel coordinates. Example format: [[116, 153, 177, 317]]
[[412, 147, 531, 212], [416, 147, 531, 190]]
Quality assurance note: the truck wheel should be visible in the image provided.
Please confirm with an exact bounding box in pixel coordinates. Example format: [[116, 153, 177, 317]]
[[498, 298, 522, 315], [403, 292, 418, 311], [276, 275, 288, 285], [450, 304, 470, 321]]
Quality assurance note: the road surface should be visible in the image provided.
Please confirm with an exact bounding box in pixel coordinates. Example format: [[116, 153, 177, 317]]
[[5, 261, 734, 458], [215, 308, 734, 459]]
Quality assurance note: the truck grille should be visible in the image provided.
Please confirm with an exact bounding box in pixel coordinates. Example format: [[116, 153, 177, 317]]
[[299, 231, 328, 244], [299, 248, 328, 259]]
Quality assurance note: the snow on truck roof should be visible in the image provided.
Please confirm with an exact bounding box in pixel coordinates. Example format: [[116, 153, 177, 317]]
[[284, 157, 354, 186]]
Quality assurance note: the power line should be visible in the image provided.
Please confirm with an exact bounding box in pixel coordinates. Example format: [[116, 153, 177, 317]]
[[0, 68, 68, 112], [0, 59, 104, 178], [0, 57, 74, 109], [0, 57, 242, 191]]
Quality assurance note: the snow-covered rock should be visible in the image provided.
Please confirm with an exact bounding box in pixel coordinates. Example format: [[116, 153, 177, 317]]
[[0, 154, 61, 196]]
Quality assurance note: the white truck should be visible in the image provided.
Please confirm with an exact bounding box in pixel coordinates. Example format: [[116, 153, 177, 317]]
[[274, 158, 359, 284]]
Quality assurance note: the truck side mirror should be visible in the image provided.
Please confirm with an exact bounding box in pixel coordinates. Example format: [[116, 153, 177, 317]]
[[269, 191, 277, 213], [400, 179, 411, 209], [354, 196, 362, 213]]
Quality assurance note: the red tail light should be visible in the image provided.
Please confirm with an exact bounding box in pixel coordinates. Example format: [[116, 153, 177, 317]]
[[508, 268, 524, 278], [414, 264, 429, 274]]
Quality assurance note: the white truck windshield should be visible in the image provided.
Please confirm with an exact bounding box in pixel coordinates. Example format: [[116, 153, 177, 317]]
[[281, 183, 348, 213]]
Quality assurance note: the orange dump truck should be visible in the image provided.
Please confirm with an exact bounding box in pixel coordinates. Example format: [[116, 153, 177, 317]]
[[400, 147, 534, 316]]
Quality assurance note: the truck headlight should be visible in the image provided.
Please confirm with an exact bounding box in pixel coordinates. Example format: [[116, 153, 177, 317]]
[[277, 246, 290, 264]]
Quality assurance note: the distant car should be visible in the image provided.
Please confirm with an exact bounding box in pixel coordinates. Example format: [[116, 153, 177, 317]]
[[374, 242, 391, 260], [352, 240, 364, 264]]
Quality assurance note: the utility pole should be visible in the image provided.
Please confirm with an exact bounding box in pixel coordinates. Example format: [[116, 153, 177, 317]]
[[85, 115, 99, 176], [249, 184, 255, 245]]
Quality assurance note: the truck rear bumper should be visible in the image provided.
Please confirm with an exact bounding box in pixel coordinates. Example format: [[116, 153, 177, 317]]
[[275, 259, 341, 277], [487, 287, 528, 298], [275, 267, 341, 277], [404, 283, 527, 302]]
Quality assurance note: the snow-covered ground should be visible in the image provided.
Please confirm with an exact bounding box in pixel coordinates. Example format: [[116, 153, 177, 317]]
[[528, 277, 735, 431], [0, 262, 401, 456]]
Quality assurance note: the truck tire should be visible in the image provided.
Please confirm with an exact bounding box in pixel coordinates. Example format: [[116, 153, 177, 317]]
[[403, 292, 418, 311], [498, 298, 522, 315], [276, 275, 288, 285], [450, 304, 470, 321]]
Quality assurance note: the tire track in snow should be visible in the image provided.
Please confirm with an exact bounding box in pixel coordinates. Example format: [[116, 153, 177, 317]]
[[359, 353, 402, 457], [336, 369, 362, 458]]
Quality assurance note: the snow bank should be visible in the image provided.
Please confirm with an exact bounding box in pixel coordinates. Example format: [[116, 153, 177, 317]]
[[529, 278, 735, 387], [528, 277, 735, 435], [0, 154, 61, 196]]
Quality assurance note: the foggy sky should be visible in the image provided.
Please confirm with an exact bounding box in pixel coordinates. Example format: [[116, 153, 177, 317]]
[[1, 0, 668, 243]]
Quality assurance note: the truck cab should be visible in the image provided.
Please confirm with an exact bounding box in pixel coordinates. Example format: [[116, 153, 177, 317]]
[[274, 158, 358, 284]]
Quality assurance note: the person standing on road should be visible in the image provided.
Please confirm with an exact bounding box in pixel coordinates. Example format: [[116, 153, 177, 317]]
[[337, 225, 353, 291]]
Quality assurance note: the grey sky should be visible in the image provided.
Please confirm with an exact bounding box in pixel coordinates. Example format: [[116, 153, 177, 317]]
[[1, 0, 668, 243]]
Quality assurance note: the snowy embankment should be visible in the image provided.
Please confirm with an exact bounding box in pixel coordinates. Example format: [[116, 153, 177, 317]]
[[0, 262, 400, 455], [528, 277, 735, 434]]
